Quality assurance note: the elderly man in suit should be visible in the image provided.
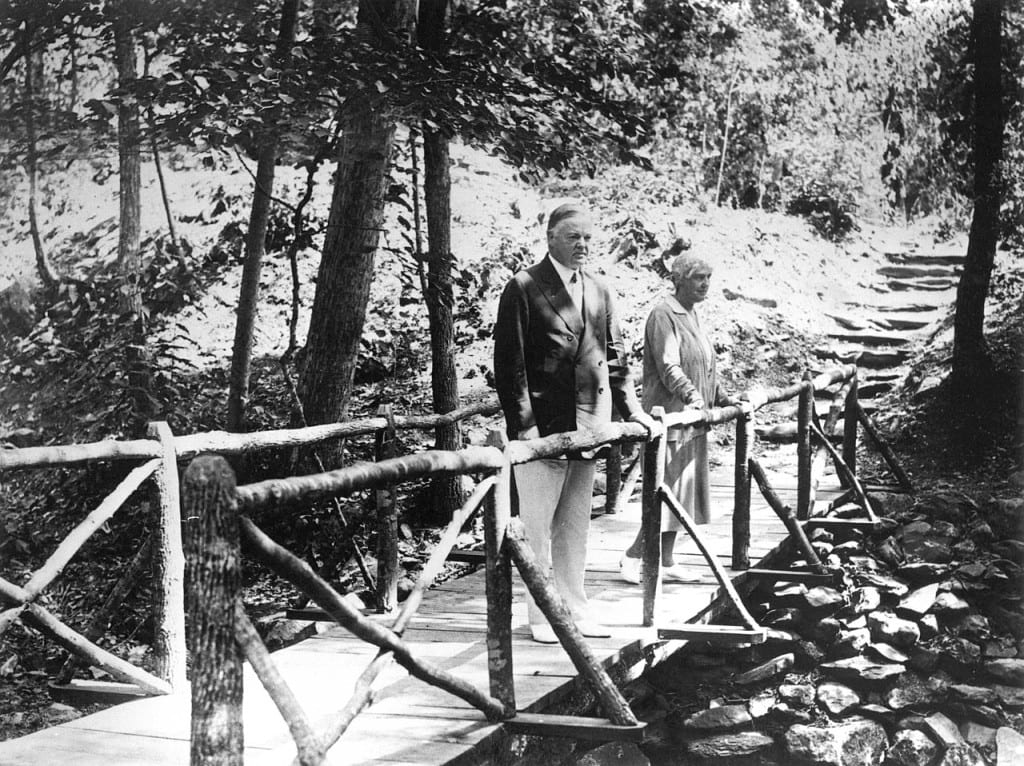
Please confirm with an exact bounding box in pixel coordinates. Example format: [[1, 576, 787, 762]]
[[493, 202, 654, 644]]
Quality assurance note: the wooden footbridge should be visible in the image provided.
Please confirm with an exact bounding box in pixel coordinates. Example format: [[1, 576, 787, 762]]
[[0, 364, 912, 765]]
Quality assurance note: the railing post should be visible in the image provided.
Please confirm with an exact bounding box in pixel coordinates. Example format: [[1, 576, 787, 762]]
[[146, 421, 187, 691], [375, 405, 399, 613], [484, 430, 515, 714], [182, 455, 243, 766], [732, 405, 752, 570], [797, 372, 813, 520], [604, 442, 622, 515], [641, 407, 666, 627], [842, 369, 859, 487]]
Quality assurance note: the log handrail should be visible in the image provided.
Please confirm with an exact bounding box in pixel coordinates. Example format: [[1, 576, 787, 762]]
[[174, 399, 501, 460], [658, 364, 857, 431], [0, 439, 163, 471], [236, 446, 505, 511]]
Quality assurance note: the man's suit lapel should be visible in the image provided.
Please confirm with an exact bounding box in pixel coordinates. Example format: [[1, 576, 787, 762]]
[[533, 258, 584, 336]]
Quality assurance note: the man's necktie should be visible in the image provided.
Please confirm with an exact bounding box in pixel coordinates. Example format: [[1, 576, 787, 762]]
[[569, 271, 583, 310]]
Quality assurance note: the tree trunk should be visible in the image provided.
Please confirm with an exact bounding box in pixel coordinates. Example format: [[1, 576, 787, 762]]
[[422, 131, 463, 522], [113, 5, 151, 432], [23, 26, 59, 291], [952, 0, 1003, 389], [418, 0, 463, 524], [297, 0, 413, 465], [226, 0, 299, 434]]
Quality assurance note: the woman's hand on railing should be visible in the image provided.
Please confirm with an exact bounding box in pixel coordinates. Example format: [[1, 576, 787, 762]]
[[629, 411, 661, 441]]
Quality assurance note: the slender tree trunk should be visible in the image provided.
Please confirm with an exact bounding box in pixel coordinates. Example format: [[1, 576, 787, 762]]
[[422, 130, 463, 521], [113, 5, 151, 432], [952, 0, 1003, 389], [418, 0, 463, 523], [143, 46, 179, 252], [297, 0, 413, 465], [23, 26, 58, 291], [227, 0, 300, 433]]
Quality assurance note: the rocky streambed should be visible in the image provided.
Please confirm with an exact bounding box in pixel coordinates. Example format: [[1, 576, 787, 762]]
[[571, 491, 1024, 766]]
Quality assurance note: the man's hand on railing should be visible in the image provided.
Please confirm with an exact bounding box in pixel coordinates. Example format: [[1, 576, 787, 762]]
[[628, 411, 660, 440]]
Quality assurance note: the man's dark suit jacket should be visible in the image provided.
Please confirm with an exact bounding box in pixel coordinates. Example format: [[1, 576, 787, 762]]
[[494, 257, 642, 441]]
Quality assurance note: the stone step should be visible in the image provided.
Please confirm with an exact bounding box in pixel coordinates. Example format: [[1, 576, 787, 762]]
[[755, 421, 843, 444], [816, 346, 911, 369], [825, 312, 873, 332], [827, 331, 910, 348], [858, 380, 894, 398], [873, 314, 934, 332], [877, 265, 959, 279], [846, 301, 943, 313], [884, 252, 964, 267], [859, 348, 911, 368], [886, 277, 957, 292]]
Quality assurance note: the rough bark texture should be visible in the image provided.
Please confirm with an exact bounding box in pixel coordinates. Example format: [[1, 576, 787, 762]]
[[953, 0, 1003, 388], [113, 6, 151, 432], [183, 456, 244, 766], [297, 0, 413, 466], [226, 0, 299, 433]]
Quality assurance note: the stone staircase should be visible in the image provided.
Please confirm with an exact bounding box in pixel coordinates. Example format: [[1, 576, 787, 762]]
[[758, 249, 961, 444]]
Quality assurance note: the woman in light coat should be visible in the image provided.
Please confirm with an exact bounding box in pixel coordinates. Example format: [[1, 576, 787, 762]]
[[620, 253, 736, 583]]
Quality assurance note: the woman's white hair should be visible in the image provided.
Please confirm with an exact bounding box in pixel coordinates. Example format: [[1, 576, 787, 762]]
[[670, 254, 712, 280]]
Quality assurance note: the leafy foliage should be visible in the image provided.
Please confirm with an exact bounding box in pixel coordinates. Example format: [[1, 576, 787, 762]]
[[3, 236, 218, 439]]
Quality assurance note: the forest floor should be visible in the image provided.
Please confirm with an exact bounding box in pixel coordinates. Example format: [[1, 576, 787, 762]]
[[0, 141, 1021, 744]]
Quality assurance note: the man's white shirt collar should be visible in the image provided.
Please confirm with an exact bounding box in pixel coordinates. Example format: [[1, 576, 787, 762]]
[[547, 254, 580, 288]]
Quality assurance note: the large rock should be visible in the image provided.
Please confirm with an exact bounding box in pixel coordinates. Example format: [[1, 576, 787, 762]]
[[814, 617, 844, 643], [898, 584, 940, 618], [997, 727, 1024, 766], [949, 684, 997, 705], [868, 643, 910, 664], [936, 743, 986, 766], [849, 587, 882, 615], [859, 573, 910, 598], [885, 728, 938, 766], [959, 722, 996, 750], [577, 742, 651, 766], [686, 731, 775, 760], [883, 674, 944, 710], [992, 684, 1024, 708], [821, 656, 905, 686], [939, 638, 982, 678], [806, 586, 846, 611], [734, 653, 794, 685], [901, 521, 953, 563], [748, 690, 775, 719], [898, 562, 950, 583], [682, 704, 752, 731], [932, 592, 970, 620], [922, 712, 964, 748], [832, 628, 872, 659], [817, 682, 861, 717], [780, 683, 816, 707], [868, 612, 921, 648], [785, 717, 888, 766], [985, 658, 1024, 686]]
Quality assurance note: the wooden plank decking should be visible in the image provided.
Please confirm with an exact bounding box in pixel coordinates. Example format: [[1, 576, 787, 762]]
[[0, 465, 843, 766]]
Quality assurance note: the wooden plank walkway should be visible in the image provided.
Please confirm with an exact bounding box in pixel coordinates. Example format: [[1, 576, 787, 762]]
[[0, 464, 842, 766]]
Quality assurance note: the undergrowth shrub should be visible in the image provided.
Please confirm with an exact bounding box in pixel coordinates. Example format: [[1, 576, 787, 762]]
[[786, 180, 858, 241]]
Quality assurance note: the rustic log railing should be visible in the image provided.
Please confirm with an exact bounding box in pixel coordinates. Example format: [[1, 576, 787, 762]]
[[0, 363, 919, 765], [0, 401, 501, 702]]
